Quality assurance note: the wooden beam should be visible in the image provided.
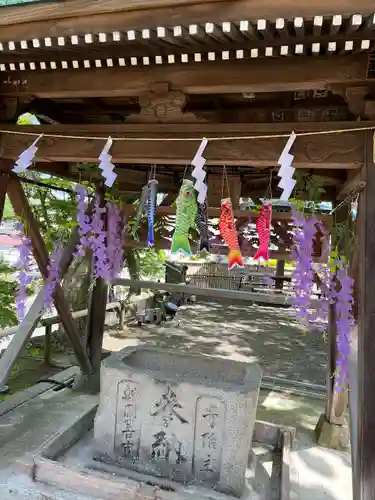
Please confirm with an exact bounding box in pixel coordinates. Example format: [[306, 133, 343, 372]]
[[0, 55, 367, 98], [356, 132, 375, 500], [0, 122, 367, 169], [6, 175, 92, 376], [0, 224, 89, 390], [0, 0, 374, 41], [122, 204, 333, 225], [123, 236, 301, 261], [0, 288, 45, 391], [337, 170, 366, 200], [113, 278, 292, 305]]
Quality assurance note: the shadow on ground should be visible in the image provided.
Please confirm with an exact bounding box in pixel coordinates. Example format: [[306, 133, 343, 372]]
[[105, 300, 327, 386]]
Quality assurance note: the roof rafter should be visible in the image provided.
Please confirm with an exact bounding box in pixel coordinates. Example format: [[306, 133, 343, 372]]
[[0, 0, 374, 41]]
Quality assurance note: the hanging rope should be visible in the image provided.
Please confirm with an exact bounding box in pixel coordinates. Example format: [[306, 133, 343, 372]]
[[264, 168, 273, 201], [2, 124, 375, 142], [221, 165, 231, 200], [148, 164, 156, 182]]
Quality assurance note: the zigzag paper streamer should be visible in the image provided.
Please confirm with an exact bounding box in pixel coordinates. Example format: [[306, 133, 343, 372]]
[[191, 137, 208, 204], [12, 135, 43, 174], [277, 131, 297, 201], [98, 137, 117, 187]]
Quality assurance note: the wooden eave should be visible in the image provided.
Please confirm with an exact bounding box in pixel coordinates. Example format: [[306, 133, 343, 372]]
[[0, 3, 373, 199], [0, 0, 375, 42], [0, 11, 375, 72]]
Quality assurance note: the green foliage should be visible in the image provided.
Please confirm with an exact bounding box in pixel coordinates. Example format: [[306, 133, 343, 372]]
[[0, 260, 18, 328], [138, 248, 166, 280], [292, 172, 326, 210], [21, 175, 78, 251], [2, 197, 14, 220], [263, 259, 295, 269]]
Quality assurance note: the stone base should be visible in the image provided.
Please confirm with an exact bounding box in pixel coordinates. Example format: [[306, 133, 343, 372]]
[[315, 413, 350, 451], [94, 346, 262, 498], [72, 371, 100, 394]]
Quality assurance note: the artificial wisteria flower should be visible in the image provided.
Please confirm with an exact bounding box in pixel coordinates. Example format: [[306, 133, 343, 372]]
[[74, 183, 125, 280], [44, 244, 63, 310], [15, 222, 32, 322], [74, 184, 91, 258], [334, 264, 354, 391], [291, 209, 354, 392], [89, 199, 110, 279], [291, 209, 318, 327], [313, 222, 331, 327], [106, 202, 124, 279]]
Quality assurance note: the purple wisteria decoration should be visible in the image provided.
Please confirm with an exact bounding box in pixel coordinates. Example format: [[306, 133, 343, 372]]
[[89, 199, 110, 279], [44, 244, 63, 310], [291, 209, 318, 327], [291, 208, 354, 392], [334, 264, 354, 391], [106, 202, 124, 279], [74, 185, 124, 280], [74, 185, 91, 258], [15, 223, 32, 322], [314, 222, 331, 327]]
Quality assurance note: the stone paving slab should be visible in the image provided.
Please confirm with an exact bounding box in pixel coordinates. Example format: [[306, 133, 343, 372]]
[[0, 385, 351, 500]]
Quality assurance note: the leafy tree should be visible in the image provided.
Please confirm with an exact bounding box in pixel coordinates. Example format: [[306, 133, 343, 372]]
[[138, 248, 167, 280], [23, 176, 78, 252], [0, 172, 167, 329], [0, 261, 18, 328], [2, 198, 14, 220]]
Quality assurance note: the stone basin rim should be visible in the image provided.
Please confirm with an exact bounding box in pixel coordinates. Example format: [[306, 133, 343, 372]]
[[102, 345, 263, 393]]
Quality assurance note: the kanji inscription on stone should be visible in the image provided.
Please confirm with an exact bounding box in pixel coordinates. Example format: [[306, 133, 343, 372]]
[[193, 397, 225, 483], [150, 385, 188, 427], [115, 380, 140, 457]]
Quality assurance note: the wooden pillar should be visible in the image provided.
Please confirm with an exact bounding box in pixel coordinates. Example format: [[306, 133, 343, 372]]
[[315, 199, 351, 449], [275, 260, 285, 290], [82, 185, 108, 391], [355, 132, 375, 500], [44, 323, 52, 365]]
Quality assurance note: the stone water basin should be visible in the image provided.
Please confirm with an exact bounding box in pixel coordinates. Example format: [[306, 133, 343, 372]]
[[94, 346, 262, 497]]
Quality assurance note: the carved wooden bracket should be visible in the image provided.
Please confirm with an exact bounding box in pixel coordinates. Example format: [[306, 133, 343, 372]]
[[0, 97, 20, 122], [127, 85, 206, 124], [345, 86, 369, 118], [138, 90, 186, 122], [329, 84, 374, 119]]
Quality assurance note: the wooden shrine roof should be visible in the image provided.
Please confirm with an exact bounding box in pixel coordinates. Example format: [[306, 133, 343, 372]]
[[0, 1, 374, 202], [0, 11, 375, 71], [0, 0, 375, 42]]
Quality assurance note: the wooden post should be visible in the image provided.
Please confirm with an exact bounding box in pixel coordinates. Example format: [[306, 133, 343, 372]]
[[275, 260, 285, 290], [6, 175, 92, 376], [44, 324, 52, 366], [119, 301, 125, 328], [355, 132, 375, 500], [315, 198, 351, 449], [81, 185, 108, 391]]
